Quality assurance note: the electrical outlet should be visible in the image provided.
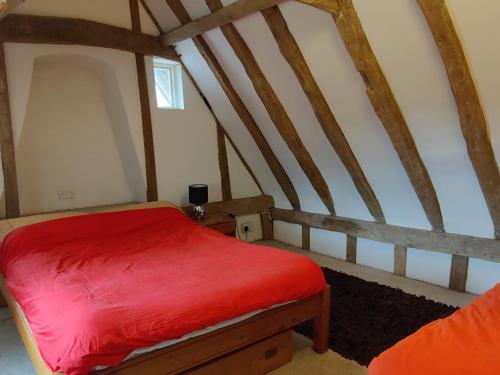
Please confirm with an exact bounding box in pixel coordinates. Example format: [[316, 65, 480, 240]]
[[240, 222, 254, 234], [58, 190, 75, 200]]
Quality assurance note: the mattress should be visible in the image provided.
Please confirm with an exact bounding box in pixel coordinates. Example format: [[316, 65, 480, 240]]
[[0, 207, 325, 375]]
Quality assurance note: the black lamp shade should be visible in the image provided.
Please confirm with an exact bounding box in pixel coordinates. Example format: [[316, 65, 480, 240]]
[[189, 184, 208, 206]]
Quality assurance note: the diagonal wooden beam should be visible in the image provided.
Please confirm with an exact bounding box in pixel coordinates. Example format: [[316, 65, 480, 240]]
[[206, 0, 336, 215], [216, 122, 233, 200], [417, 0, 500, 240], [130, 0, 158, 202], [0, 14, 179, 61], [262, 6, 385, 223], [161, 0, 286, 45], [295, 0, 340, 14], [139, 0, 163, 33], [0, 43, 20, 218], [319, 0, 444, 231], [165, 0, 300, 211]]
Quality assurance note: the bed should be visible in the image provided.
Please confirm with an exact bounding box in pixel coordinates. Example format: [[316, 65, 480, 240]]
[[368, 282, 500, 375], [0, 202, 330, 375]]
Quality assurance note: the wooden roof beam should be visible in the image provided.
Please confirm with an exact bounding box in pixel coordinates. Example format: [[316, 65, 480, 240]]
[[325, 0, 444, 231], [161, 0, 286, 46], [262, 6, 385, 223], [165, 0, 300, 211], [206, 0, 336, 215], [0, 14, 179, 61], [295, 0, 340, 14], [417, 0, 500, 240]]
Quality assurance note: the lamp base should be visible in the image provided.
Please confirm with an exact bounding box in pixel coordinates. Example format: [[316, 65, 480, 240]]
[[192, 204, 205, 220]]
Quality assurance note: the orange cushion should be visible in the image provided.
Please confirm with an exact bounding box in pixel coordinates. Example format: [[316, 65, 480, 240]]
[[368, 283, 500, 375]]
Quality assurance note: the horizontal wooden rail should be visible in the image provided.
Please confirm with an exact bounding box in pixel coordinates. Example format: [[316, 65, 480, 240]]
[[0, 14, 179, 61], [270, 208, 500, 262], [184, 195, 274, 217]]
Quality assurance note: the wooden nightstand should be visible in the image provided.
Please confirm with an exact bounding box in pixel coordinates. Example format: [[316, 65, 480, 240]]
[[190, 211, 237, 237]]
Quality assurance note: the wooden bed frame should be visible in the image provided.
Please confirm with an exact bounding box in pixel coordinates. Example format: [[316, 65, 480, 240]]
[[1, 275, 330, 375]]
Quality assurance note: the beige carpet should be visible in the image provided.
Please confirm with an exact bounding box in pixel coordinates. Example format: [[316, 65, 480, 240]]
[[271, 334, 365, 375], [0, 240, 475, 374]]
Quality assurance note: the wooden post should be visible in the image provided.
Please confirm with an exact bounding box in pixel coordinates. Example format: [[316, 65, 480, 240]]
[[394, 245, 407, 276], [302, 225, 311, 251], [449, 255, 468, 292], [130, 0, 158, 202], [346, 235, 357, 263], [260, 211, 273, 240], [313, 285, 331, 354], [0, 43, 20, 218]]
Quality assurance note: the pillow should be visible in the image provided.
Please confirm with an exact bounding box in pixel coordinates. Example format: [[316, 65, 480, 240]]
[[97, 201, 179, 213], [0, 220, 14, 242], [0, 211, 86, 241]]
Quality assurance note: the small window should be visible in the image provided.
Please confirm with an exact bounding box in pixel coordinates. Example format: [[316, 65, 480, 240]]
[[153, 58, 184, 110]]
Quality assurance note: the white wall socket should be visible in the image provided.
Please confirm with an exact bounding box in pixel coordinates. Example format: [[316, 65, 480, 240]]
[[58, 190, 75, 200], [240, 222, 254, 233]]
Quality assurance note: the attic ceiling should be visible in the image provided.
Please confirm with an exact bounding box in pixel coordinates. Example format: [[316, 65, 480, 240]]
[[7, 0, 499, 237], [1, 0, 499, 293], [151, 0, 499, 235]]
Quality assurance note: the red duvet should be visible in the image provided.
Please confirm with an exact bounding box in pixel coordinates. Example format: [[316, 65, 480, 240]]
[[0, 208, 325, 374]]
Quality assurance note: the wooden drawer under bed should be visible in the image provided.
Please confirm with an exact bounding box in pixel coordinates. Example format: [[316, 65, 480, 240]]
[[186, 330, 293, 375]]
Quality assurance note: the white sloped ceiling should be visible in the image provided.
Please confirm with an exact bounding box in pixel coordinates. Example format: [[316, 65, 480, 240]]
[[158, 0, 500, 293]]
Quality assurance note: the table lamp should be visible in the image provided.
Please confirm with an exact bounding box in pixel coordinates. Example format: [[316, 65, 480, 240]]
[[189, 184, 208, 219]]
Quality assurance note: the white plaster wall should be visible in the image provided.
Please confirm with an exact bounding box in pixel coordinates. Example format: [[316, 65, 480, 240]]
[[171, 0, 500, 294], [4, 44, 148, 214], [310, 229, 347, 260], [2, 1, 261, 215], [17, 58, 144, 213], [145, 55, 223, 206], [226, 138, 262, 199]]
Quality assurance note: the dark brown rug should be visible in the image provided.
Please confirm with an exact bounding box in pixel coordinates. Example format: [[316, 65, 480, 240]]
[[295, 267, 458, 366]]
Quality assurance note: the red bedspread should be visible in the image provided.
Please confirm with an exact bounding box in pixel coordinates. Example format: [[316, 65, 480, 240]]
[[0, 208, 325, 375]]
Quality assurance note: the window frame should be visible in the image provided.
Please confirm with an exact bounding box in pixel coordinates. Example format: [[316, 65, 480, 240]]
[[153, 58, 184, 110]]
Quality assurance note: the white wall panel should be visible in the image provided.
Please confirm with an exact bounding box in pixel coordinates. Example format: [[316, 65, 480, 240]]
[[467, 259, 500, 295], [356, 238, 394, 273], [353, 0, 493, 238], [311, 229, 347, 260], [279, 2, 430, 229], [406, 248, 452, 288], [274, 221, 302, 248]]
